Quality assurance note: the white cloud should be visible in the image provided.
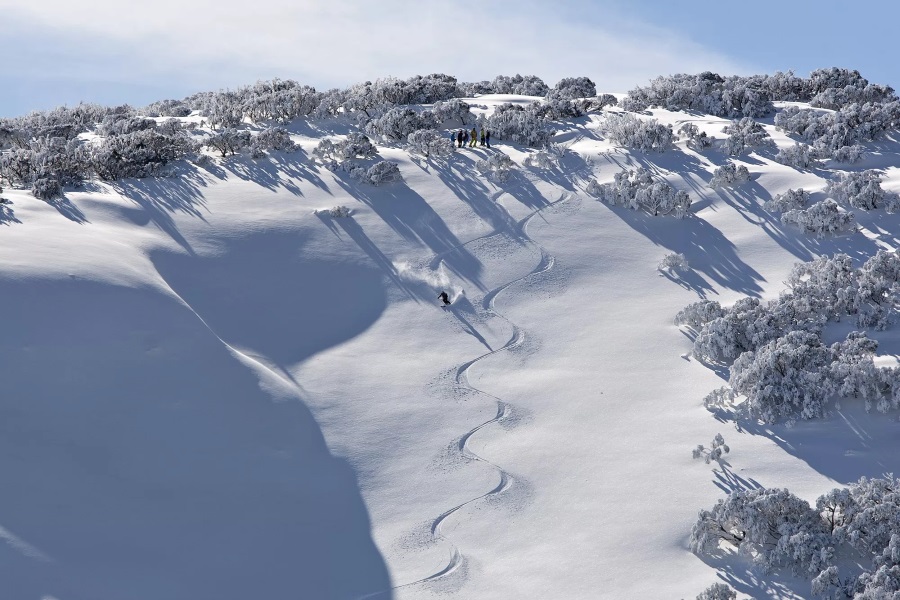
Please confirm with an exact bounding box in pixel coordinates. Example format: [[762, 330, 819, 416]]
[[1, 0, 757, 93]]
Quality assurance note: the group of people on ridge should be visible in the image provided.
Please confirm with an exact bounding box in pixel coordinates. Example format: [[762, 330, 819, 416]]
[[455, 127, 490, 148]]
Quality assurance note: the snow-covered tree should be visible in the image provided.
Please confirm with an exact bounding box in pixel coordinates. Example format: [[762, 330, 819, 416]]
[[695, 582, 737, 600], [599, 168, 691, 217], [764, 188, 810, 212], [675, 300, 726, 329], [827, 170, 895, 210], [489, 74, 550, 96], [722, 117, 773, 156], [431, 98, 472, 126], [31, 176, 62, 200], [205, 128, 252, 157], [710, 162, 751, 188], [407, 129, 455, 159], [476, 153, 516, 183], [250, 126, 297, 154], [659, 252, 689, 273], [350, 160, 401, 186], [605, 113, 674, 152], [692, 433, 730, 464], [831, 144, 866, 164], [679, 123, 713, 150], [776, 142, 819, 169], [549, 77, 597, 100], [782, 199, 856, 237], [486, 103, 554, 147]]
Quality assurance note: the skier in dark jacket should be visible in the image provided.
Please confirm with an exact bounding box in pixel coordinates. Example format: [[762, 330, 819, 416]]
[[457, 130, 464, 147], [463, 130, 469, 146], [480, 128, 486, 146], [485, 130, 491, 148], [438, 291, 451, 306]]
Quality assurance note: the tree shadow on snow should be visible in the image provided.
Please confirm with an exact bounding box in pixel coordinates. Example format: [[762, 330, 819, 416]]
[[0, 203, 21, 225]]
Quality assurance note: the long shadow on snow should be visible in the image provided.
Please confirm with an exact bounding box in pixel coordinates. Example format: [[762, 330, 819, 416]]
[[0, 203, 21, 225], [333, 176, 487, 291], [218, 149, 330, 195], [152, 230, 388, 371], [0, 277, 391, 600], [605, 203, 766, 297]]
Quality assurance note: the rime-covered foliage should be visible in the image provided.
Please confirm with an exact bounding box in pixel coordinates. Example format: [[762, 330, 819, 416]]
[[250, 126, 297, 155], [764, 188, 811, 212], [693, 475, 900, 599], [469, 74, 550, 96], [695, 583, 737, 600], [659, 252, 689, 272], [775, 102, 900, 159], [722, 118, 773, 156], [313, 133, 379, 165], [353, 160, 401, 186], [681, 251, 900, 421], [407, 129, 455, 159], [620, 71, 775, 117], [598, 168, 691, 218], [317, 205, 351, 218], [476, 153, 516, 183], [692, 433, 730, 464], [205, 128, 251, 157], [679, 123, 713, 150], [826, 170, 899, 211], [782, 199, 856, 237], [709, 162, 750, 188], [430, 99, 473, 126], [775, 142, 819, 170], [364, 107, 432, 141], [548, 77, 597, 100], [485, 103, 555, 147], [832, 144, 866, 164], [604, 113, 674, 152]]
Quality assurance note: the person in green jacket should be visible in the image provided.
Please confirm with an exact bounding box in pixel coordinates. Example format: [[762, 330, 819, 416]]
[[470, 127, 478, 147]]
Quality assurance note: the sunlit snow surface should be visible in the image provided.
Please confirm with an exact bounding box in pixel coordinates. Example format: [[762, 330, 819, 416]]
[[3, 97, 900, 599]]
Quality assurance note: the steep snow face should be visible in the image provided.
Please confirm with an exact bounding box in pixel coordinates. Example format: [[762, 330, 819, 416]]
[[3, 96, 900, 600]]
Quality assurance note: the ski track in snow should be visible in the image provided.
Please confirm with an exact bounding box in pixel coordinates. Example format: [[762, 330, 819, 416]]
[[365, 192, 570, 599]]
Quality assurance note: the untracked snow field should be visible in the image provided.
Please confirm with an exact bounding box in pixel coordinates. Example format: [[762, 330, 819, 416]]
[[3, 96, 900, 599]]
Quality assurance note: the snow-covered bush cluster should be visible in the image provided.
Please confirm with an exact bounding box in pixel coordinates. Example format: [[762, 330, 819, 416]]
[[604, 113, 675, 152], [722, 118, 773, 156], [658, 252, 689, 272], [406, 129, 455, 159], [709, 162, 750, 188], [764, 188, 810, 212], [622, 68, 897, 119], [313, 133, 379, 165], [205, 128, 252, 157], [484, 103, 555, 147], [458, 74, 550, 97], [692, 475, 900, 599], [597, 168, 691, 218], [678, 123, 713, 150], [782, 199, 856, 237], [695, 583, 736, 600], [826, 170, 899, 211], [775, 102, 900, 160], [250, 126, 297, 154], [364, 107, 434, 141], [775, 142, 819, 170], [692, 433, 730, 464], [523, 149, 557, 169], [349, 160, 402, 186], [318, 205, 351, 218], [678, 251, 900, 422], [476, 153, 516, 183], [547, 77, 597, 100]]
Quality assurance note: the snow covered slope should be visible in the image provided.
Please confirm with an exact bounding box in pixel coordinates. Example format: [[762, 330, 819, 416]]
[[3, 95, 900, 599]]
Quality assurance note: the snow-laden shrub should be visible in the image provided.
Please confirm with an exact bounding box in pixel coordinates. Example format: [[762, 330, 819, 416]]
[[318, 205, 351, 218], [365, 107, 431, 141], [675, 300, 726, 329], [98, 115, 157, 137], [775, 101, 900, 154], [93, 129, 194, 180], [407, 129, 455, 159], [831, 144, 865, 164], [620, 71, 774, 118], [605, 113, 674, 152], [251, 126, 297, 153], [826, 170, 895, 210], [143, 98, 192, 117], [782, 199, 856, 237], [31, 176, 62, 200], [679, 123, 713, 150], [709, 162, 750, 188], [695, 582, 737, 600], [485, 103, 554, 147], [775, 142, 818, 169], [658, 252, 689, 272], [313, 133, 378, 164], [205, 128, 252, 157], [523, 149, 556, 169], [548, 77, 596, 100], [489, 74, 549, 96], [692, 433, 730, 464], [476, 153, 516, 183], [352, 160, 401, 186], [598, 168, 691, 217], [431, 98, 472, 126], [585, 179, 603, 197], [722, 117, 773, 156], [764, 188, 810, 212]]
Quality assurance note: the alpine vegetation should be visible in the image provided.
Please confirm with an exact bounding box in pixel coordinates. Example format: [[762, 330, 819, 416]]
[[352, 160, 402, 186], [485, 103, 555, 147], [692, 475, 900, 599], [763, 188, 811, 212], [658, 252, 689, 273], [775, 142, 819, 170], [692, 434, 730, 464], [722, 118, 773, 156], [406, 129, 455, 159], [313, 133, 379, 167], [826, 170, 900, 211], [598, 168, 691, 218], [679, 123, 713, 150], [679, 251, 900, 422], [695, 583, 737, 600], [476, 153, 516, 183], [604, 113, 675, 152], [781, 199, 856, 237], [709, 162, 751, 188]]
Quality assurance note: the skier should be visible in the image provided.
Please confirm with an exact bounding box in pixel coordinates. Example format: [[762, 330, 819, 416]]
[[457, 129, 464, 148], [470, 127, 478, 147], [485, 129, 491, 148], [480, 128, 486, 146], [463, 130, 469, 147], [438, 291, 451, 306]]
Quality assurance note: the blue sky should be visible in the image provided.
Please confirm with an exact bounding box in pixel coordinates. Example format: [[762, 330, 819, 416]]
[[1, 0, 895, 117]]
